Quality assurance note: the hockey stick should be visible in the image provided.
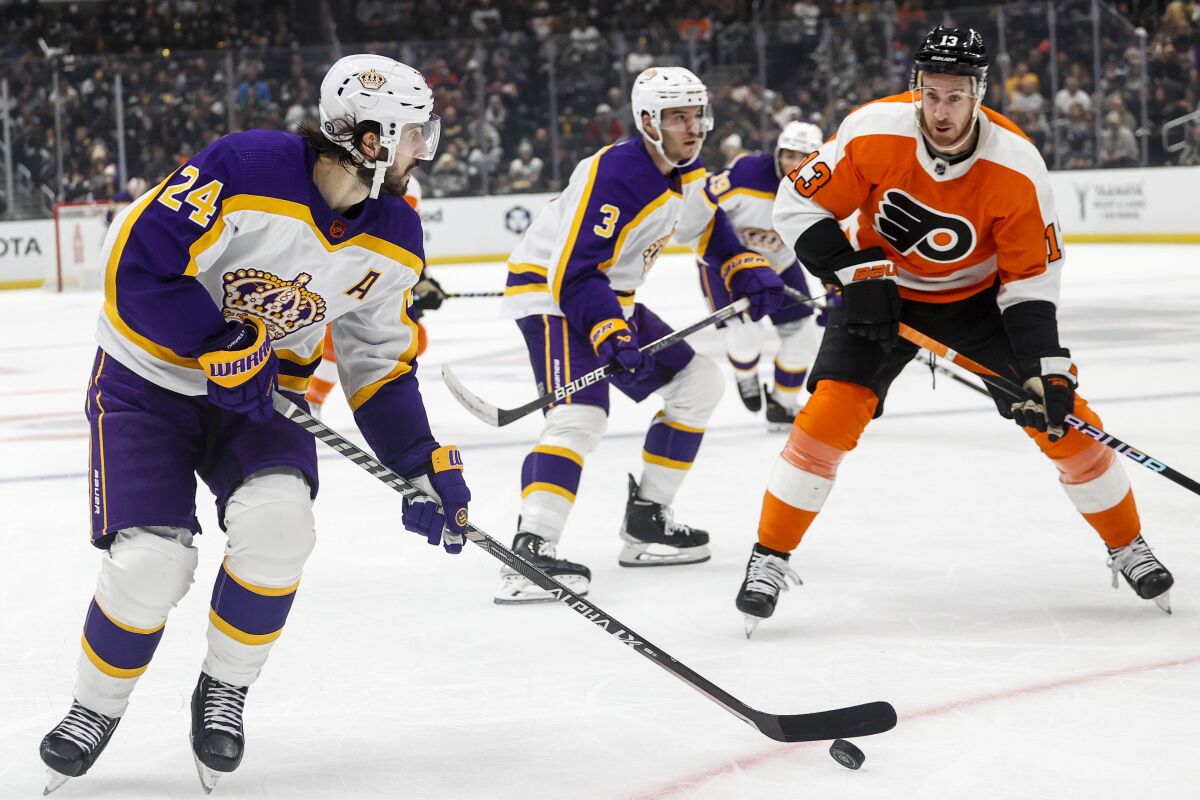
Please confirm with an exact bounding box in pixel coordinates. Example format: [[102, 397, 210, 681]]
[[444, 290, 504, 299], [915, 352, 990, 398], [897, 323, 1200, 495], [441, 297, 752, 427], [271, 392, 897, 742]]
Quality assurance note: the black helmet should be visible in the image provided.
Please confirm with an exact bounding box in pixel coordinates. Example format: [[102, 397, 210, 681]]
[[910, 26, 988, 92]]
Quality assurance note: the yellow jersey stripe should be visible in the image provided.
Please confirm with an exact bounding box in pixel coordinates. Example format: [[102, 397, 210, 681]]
[[208, 609, 283, 645], [81, 635, 149, 679], [521, 481, 577, 502], [552, 145, 611, 303]]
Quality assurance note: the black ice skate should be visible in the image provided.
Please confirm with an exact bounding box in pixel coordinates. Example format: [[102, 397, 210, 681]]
[[191, 672, 249, 794], [764, 385, 799, 433], [1108, 535, 1174, 613], [734, 371, 762, 412], [736, 543, 802, 638], [40, 700, 121, 795], [619, 475, 711, 567], [495, 531, 591, 604]]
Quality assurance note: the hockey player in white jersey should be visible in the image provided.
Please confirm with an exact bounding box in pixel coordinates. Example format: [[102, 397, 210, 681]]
[[495, 67, 785, 603], [698, 121, 828, 430], [38, 55, 471, 794]]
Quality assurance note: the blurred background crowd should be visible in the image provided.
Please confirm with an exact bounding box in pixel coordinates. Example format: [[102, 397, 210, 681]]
[[1, 0, 1197, 218]]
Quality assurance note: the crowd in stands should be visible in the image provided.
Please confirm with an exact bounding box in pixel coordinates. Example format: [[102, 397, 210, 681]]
[[1, 0, 1197, 214]]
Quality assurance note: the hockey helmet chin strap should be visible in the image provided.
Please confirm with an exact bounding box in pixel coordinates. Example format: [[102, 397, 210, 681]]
[[912, 71, 983, 157], [361, 117, 441, 199]]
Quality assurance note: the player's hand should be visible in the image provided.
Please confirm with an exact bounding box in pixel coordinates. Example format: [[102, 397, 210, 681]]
[[198, 316, 278, 422], [833, 247, 901, 350], [722, 253, 784, 321], [404, 446, 471, 554], [413, 275, 446, 312], [1010, 352, 1077, 442], [591, 318, 649, 388]]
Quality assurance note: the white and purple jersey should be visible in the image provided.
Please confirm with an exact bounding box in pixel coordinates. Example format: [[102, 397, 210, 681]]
[[500, 137, 748, 335], [706, 153, 795, 273], [95, 129, 437, 473]]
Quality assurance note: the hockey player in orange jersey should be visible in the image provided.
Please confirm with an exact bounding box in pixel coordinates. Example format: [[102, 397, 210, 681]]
[[735, 26, 1174, 636]]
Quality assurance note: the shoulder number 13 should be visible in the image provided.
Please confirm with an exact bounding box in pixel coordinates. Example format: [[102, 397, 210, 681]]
[[157, 165, 225, 227], [786, 151, 831, 198]]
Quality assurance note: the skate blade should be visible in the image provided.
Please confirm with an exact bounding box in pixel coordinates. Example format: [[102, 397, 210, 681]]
[[618, 542, 711, 567], [1153, 591, 1172, 614], [194, 755, 221, 794], [743, 615, 761, 639], [43, 768, 71, 796], [494, 575, 589, 605]]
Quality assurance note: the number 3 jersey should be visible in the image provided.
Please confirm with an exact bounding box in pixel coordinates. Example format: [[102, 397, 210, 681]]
[[773, 92, 1064, 313], [96, 130, 425, 410], [499, 137, 749, 335]]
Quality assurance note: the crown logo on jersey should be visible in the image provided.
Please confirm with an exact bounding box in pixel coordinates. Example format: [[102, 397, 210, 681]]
[[357, 69, 387, 90], [221, 268, 327, 339]]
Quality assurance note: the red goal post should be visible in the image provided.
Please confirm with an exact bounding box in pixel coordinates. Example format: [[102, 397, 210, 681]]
[[51, 200, 129, 292]]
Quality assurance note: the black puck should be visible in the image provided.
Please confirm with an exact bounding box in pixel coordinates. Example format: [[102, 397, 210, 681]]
[[829, 738, 865, 770]]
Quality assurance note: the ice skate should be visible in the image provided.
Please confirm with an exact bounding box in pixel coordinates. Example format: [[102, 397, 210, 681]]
[[495, 531, 591, 604], [40, 701, 120, 795], [736, 543, 802, 638], [619, 475, 710, 567], [1107, 535, 1174, 613], [191, 672, 249, 794], [734, 372, 762, 412], [764, 385, 799, 433]]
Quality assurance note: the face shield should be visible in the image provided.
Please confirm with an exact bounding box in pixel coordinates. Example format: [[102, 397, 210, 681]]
[[369, 115, 441, 198], [656, 104, 715, 136]]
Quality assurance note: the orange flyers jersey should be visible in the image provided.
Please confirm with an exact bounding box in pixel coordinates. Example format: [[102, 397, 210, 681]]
[[774, 92, 1065, 310]]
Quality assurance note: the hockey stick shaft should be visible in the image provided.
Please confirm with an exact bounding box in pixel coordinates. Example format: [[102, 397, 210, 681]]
[[897, 323, 1200, 495], [271, 392, 896, 742], [915, 352, 990, 397], [442, 297, 751, 427], [445, 290, 504, 298]]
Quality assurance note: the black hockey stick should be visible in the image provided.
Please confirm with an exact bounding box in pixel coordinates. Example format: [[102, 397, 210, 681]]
[[898, 323, 1200, 496], [441, 297, 752, 427], [271, 393, 897, 743], [444, 290, 504, 299]]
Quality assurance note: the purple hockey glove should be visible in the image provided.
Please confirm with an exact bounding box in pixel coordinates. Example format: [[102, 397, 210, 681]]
[[591, 317, 651, 388], [404, 445, 471, 554], [722, 253, 785, 321], [197, 316, 278, 423]]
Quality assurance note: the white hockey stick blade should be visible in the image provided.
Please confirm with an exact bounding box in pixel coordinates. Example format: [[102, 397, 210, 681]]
[[441, 364, 502, 426]]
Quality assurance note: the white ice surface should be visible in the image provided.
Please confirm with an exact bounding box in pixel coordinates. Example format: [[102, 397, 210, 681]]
[[1, 245, 1198, 799]]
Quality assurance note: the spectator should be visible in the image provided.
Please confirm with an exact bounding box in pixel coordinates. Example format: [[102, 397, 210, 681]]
[[586, 103, 625, 145], [625, 37, 654, 76], [509, 140, 545, 191], [677, 8, 713, 42], [1054, 74, 1092, 116], [1176, 120, 1200, 166], [1100, 110, 1140, 167], [429, 142, 472, 197]]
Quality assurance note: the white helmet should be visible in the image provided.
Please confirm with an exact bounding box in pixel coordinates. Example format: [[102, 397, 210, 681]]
[[774, 121, 823, 176], [319, 54, 440, 198], [631, 67, 714, 168]]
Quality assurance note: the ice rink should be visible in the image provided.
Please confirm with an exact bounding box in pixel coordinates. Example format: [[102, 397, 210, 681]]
[[2, 244, 1198, 799]]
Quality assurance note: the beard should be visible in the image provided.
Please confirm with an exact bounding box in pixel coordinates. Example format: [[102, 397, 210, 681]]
[[354, 160, 413, 196]]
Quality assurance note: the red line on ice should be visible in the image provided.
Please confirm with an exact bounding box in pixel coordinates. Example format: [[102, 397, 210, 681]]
[[627, 652, 1200, 799]]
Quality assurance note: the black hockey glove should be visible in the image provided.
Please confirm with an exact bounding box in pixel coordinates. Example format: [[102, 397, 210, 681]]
[[831, 247, 901, 351], [1010, 350, 1077, 442], [413, 274, 446, 312]]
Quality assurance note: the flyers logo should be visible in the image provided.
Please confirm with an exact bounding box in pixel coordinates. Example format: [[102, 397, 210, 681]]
[[875, 189, 976, 263]]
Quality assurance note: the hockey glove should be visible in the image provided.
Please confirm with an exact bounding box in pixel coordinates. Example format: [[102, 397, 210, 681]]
[[413, 274, 446, 312], [833, 247, 901, 351], [1010, 351, 1078, 442], [198, 316, 278, 423], [722, 253, 785, 321], [591, 318, 649, 389], [404, 445, 471, 554]]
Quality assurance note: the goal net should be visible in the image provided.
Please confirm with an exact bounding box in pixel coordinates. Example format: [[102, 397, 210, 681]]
[[51, 201, 125, 291]]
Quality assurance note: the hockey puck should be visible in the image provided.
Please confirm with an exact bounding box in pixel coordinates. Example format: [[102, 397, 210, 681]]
[[829, 738, 865, 770]]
